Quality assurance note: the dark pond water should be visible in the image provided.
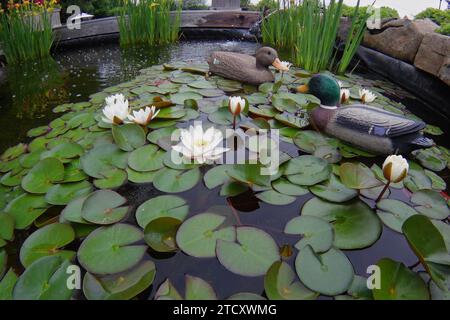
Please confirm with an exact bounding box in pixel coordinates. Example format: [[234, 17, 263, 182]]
[[1, 39, 449, 299]]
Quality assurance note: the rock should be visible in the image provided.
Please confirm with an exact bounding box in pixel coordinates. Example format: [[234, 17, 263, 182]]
[[363, 19, 438, 63], [414, 32, 450, 86]]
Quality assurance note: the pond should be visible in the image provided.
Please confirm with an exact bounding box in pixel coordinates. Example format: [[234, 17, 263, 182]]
[[0, 39, 449, 300]]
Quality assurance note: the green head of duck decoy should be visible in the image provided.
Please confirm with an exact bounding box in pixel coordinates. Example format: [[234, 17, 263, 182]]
[[297, 74, 341, 107], [255, 47, 289, 71]]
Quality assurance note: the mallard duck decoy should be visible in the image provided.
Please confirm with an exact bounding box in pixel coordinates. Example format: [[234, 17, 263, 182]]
[[297, 74, 434, 155], [207, 47, 288, 85]]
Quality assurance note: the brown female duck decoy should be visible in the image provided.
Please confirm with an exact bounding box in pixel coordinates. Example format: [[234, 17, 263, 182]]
[[298, 74, 434, 155], [207, 47, 288, 85]]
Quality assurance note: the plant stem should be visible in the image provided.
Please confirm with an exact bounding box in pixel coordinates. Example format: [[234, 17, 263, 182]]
[[375, 181, 391, 203], [232, 115, 236, 131]]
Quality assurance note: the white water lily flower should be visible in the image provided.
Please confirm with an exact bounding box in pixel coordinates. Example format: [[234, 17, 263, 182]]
[[337, 80, 344, 88], [102, 94, 130, 124], [280, 61, 292, 71], [228, 96, 245, 116], [127, 106, 160, 126], [172, 125, 229, 164], [340, 89, 350, 104], [359, 88, 376, 104], [382, 155, 409, 183]]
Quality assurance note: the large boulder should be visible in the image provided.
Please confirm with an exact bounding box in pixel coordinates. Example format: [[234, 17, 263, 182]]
[[414, 32, 450, 86], [363, 19, 438, 63]]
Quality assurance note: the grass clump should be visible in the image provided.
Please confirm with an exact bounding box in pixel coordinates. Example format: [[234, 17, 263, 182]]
[[118, 0, 181, 47], [0, 1, 56, 64]]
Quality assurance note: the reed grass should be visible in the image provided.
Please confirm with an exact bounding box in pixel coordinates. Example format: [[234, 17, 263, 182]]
[[118, 0, 181, 47], [0, 6, 54, 64], [262, 0, 370, 74]]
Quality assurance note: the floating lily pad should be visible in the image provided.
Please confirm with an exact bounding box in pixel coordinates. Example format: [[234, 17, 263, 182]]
[[126, 168, 157, 184], [410, 190, 450, 220], [153, 168, 201, 193], [170, 92, 202, 105], [284, 216, 333, 253], [208, 108, 237, 125], [309, 175, 358, 202], [424, 170, 446, 191], [154, 278, 182, 300], [203, 165, 233, 189], [227, 164, 271, 188], [372, 258, 429, 300], [81, 190, 129, 225], [256, 189, 296, 205], [22, 158, 64, 194], [284, 156, 331, 186], [93, 167, 128, 189], [376, 199, 418, 233], [176, 213, 235, 258], [128, 144, 165, 172], [136, 195, 189, 229], [81, 144, 129, 179], [0, 213, 14, 246], [5, 193, 49, 230], [302, 198, 382, 249], [13, 256, 73, 300], [264, 261, 317, 300], [83, 260, 156, 300], [220, 181, 248, 197], [40, 141, 84, 162], [45, 181, 92, 206], [185, 275, 218, 300], [20, 223, 75, 267], [112, 124, 146, 152], [144, 217, 181, 252], [61, 196, 91, 224], [339, 162, 382, 189], [216, 226, 280, 277], [274, 113, 309, 129], [432, 220, 450, 253], [295, 245, 354, 296], [293, 130, 336, 154], [78, 223, 146, 275], [147, 126, 177, 144], [412, 148, 447, 172], [228, 292, 266, 300], [63, 160, 88, 183], [272, 177, 309, 196], [0, 269, 18, 300]]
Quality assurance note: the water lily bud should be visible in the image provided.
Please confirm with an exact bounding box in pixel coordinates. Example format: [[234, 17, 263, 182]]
[[228, 96, 245, 116], [382, 155, 409, 183]]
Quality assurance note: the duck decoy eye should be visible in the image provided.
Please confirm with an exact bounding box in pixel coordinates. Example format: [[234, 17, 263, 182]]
[[267, 51, 271, 55]]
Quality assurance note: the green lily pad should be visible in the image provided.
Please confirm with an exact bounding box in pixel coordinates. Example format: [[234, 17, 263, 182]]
[[0, 269, 18, 300], [0, 213, 14, 246], [20, 223, 75, 267], [94, 167, 128, 189], [61, 196, 91, 224], [22, 158, 64, 194], [126, 167, 158, 184], [144, 217, 181, 252], [302, 197, 382, 249], [220, 181, 248, 197], [40, 141, 84, 162], [62, 159, 88, 183], [228, 292, 266, 300], [256, 190, 296, 205], [185, 275, 218, 300], [295, 245, 354, 296], [147, 126, 177, 145], [5, 193, 49, 230], [376, 199, 418, 233], [128, 144, 165, 172], [424, 170, 446, 191], [227, 164, 271, 188], [112, 124, 146, 152], [403, 215, 450, 289], [284, 216, 333, 253], [372, 258, 429, 300], [264, 261, 317, 300], [309, 175, 358, 203], [176, 213, 236, 258], [217, 79, 243, 92], [208, 108, 237, 125], [80, 143, 129, 179], [249, 105, 278, 118], [0, 249, 5, 278], [45, 181, 92, 206], [136, 195, 189, 229], [83, 260, 156, 300], [204, 165, 233, 189], [154, 278, 183, 300], [13, 256, 73, 300], [78, 223, 146, 275], [272, 177, 309, 196], [216, 226, 280, 277], [81, 190, 129, 225], [412, 148, 447, 172], [153, 168, 201, 193], [284, 155, 331, 186], [410, 190, 450, 220], [170, 92, 202, 105], [274, 113, 309, 129], [432, 220, 450, 253], [293, 130, 336, 154], [157, 107, 186, 120], [339, 162, 382, 189], [1, 143, 26, 162]]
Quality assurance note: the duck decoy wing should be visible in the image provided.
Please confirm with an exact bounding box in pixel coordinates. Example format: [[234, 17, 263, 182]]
[[336, 105, 426, 137]]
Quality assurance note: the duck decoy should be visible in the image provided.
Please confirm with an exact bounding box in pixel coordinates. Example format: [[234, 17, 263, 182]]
[[207, 47, 288, 86], [297, 74, 434, 155]]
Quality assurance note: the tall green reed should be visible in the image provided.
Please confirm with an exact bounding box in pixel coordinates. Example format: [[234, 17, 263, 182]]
[[0, 7, 54, 64], [118, 0, 181, 47], [335, 0, 370, 74]]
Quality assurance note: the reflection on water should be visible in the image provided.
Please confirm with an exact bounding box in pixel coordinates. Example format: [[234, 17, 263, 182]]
[[0, 40, 260, 152]]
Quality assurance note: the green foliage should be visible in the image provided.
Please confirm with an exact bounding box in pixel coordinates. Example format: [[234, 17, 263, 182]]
[[255, 0, 279, 11], [437, 23, 450, 35], [59, 0, 120, 18], [342, 4, 399, 19], [118, 0, 181, 47], [183, 0, 208, 10], [0, 7, 54, 64], [415, 7, 450, 26]]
